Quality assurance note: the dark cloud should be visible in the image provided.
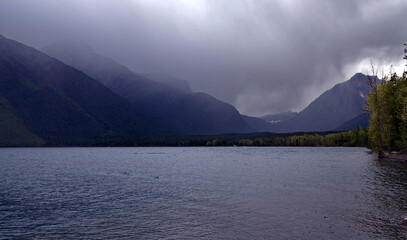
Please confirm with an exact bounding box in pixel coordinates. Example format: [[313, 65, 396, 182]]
[[1, 0, 406, 116]]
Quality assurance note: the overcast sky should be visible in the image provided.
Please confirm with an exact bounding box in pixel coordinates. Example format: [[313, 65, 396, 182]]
[[1, 0, 406, 116]]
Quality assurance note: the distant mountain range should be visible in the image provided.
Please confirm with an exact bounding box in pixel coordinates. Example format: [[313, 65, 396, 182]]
[[249, 73, 372, 133], [261, 111, 298, 124], [0, 35, 373, 146], [42, 40, 254, 135]]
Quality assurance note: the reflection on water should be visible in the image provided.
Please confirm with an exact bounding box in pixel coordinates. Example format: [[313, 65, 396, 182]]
[[0, 147, 406, 239]]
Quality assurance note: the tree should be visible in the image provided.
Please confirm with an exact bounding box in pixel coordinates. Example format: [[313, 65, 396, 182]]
[[365, 64, 386, 157], [365, 44, 407, 156]]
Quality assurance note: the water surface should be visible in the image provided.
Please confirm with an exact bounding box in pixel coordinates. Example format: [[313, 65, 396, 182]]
[[1, 147, 406, 239]]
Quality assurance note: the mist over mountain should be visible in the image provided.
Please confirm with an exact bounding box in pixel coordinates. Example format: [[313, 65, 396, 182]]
[[238, 74, 375, 133], [42, 40, 254, 135], [270, 73, 374, 133], [140, 73, 192, 93], [1, 0, 406, 117], [0, 35, 176, 145]]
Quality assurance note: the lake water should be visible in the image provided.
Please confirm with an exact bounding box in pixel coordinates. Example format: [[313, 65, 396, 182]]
[[0, 147, 406, 239]]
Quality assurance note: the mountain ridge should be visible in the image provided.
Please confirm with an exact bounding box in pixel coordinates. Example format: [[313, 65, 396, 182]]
[[269, 73, 373, 132], [42, 40, 254, 134], [0, 35, 174, 145]]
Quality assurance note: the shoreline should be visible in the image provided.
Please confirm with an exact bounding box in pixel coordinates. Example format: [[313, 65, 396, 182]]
[[384, 154, 407, 163], [366, 150, 407, 163]]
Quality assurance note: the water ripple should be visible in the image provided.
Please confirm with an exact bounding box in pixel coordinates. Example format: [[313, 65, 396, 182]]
[[0, 147, 406, 239]]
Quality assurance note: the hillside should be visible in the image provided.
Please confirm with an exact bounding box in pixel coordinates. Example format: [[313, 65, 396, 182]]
[[42, 40, 254, 134], [0, 35, 172, 145], [271, 73, 373, 132]]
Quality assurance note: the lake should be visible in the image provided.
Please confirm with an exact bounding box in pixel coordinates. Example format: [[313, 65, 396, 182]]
[[0, 147, 406, 239]]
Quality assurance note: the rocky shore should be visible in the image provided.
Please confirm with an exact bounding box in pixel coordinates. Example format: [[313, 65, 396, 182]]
[[385, 154, 407, 163], [367, 150, 407, 162]]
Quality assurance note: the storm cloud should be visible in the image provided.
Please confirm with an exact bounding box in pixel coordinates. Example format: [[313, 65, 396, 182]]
[[0, 0, 406, 116]]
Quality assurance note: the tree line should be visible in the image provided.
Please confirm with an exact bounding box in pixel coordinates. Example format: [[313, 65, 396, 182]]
[[235, 128, 368, 147], [126, 129, 368, 147]]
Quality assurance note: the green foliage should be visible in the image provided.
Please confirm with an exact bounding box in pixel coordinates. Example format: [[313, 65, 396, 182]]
[[365, 45, 407, 154], [239, 139, 254, 146]]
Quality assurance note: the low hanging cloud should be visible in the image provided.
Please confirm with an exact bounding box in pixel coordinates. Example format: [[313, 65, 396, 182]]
[[0, 0, 406, 116]]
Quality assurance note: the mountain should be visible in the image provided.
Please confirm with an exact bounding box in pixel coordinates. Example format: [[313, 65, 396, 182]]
[[0, 35, 173, 146], [42, 40, 254, 134], [260, 111, 297, 124], [140, 73, 192, 93], [243, 111, 298, 132], [333, 113, 369, 131], [271, 73, 373, 132], [241, 115, 275, 132]]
